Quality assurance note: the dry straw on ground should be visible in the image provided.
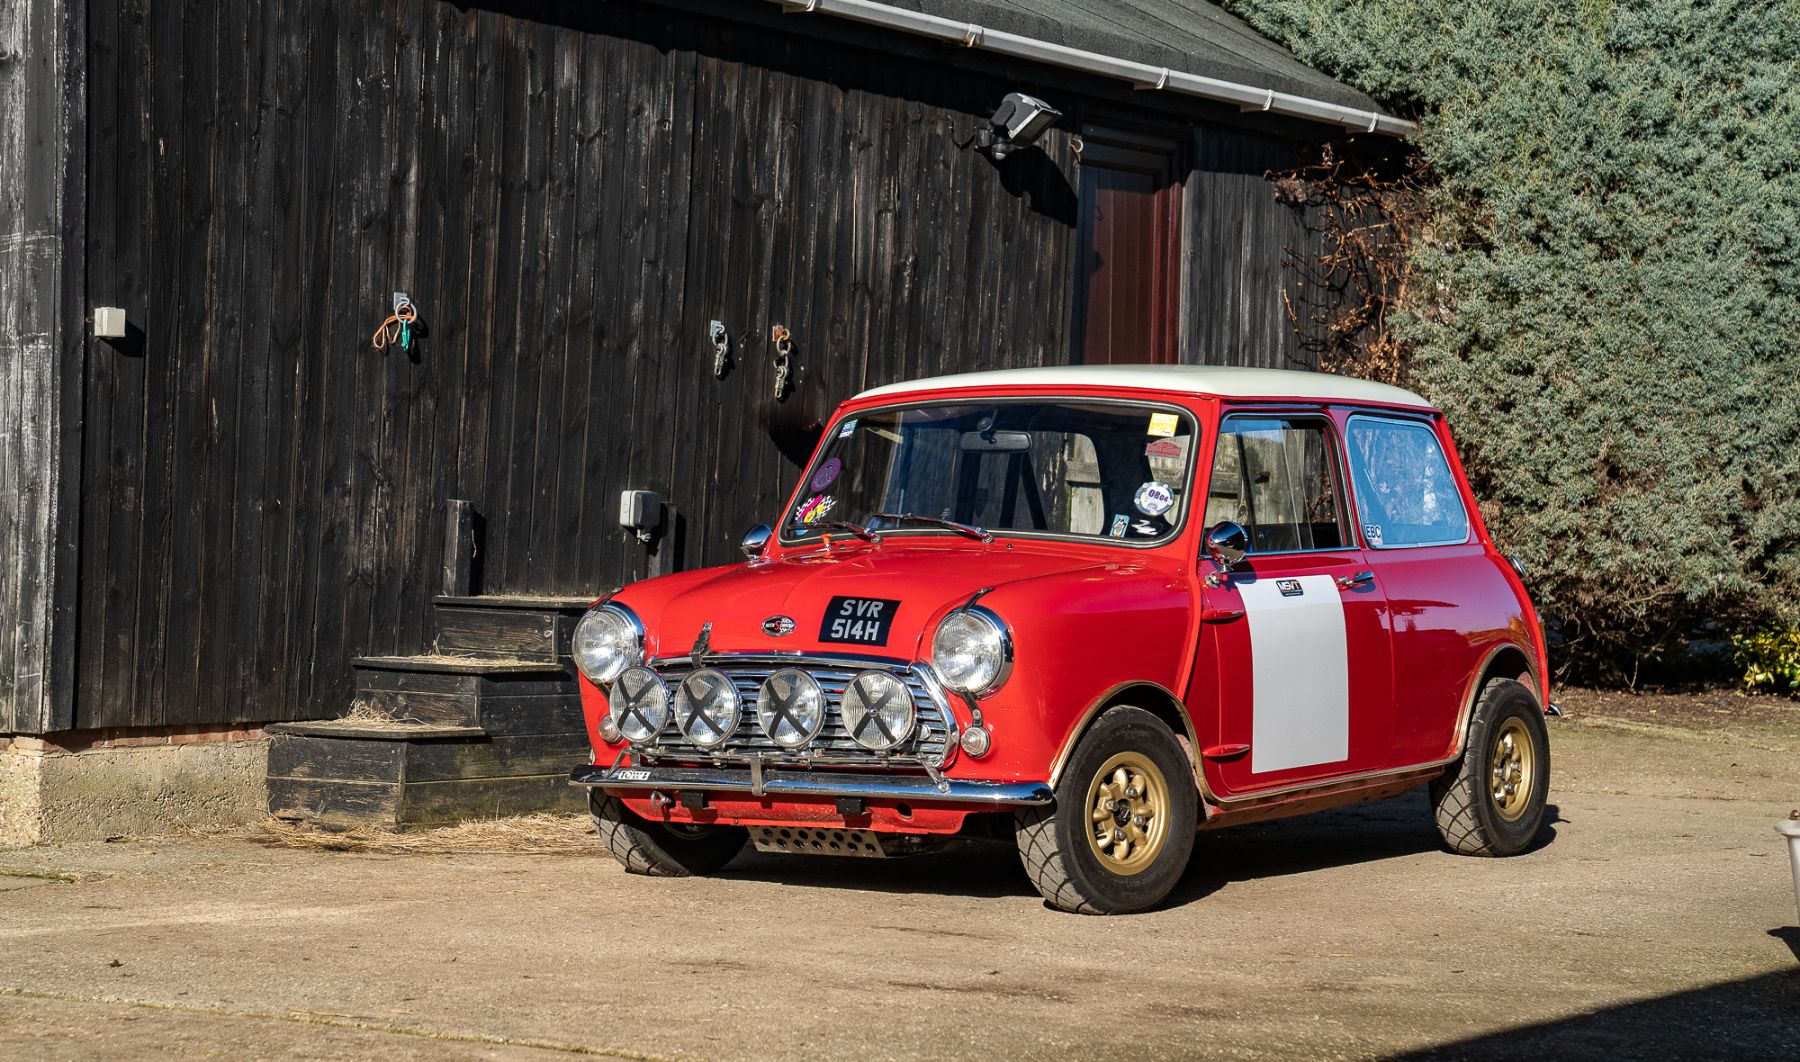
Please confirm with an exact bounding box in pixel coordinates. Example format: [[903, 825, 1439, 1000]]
[[257, 813, 600, 855]]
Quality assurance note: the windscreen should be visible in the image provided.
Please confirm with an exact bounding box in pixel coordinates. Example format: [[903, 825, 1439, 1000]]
[[783, 400, 1198, 544]]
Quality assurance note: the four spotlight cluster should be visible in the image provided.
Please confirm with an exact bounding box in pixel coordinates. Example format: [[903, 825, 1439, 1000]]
[[607, 665, 919, 753]]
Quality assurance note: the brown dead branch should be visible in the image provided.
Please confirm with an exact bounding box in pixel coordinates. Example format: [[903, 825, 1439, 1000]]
[[1269, 141, 1431, 384]]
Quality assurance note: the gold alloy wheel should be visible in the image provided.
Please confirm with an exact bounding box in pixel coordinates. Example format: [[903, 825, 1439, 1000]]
[[1489, 717, 1537, 822], [1083, 752, 1170, 876]]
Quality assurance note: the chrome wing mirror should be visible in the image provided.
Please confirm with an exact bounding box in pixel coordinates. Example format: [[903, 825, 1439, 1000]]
[[740, 523, 773, 559], [1204, 522, 1250, 587]]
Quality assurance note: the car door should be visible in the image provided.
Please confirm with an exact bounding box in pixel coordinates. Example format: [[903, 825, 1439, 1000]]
[[1340, 411, 1489, 765], [1189, 411, 1396, 797]]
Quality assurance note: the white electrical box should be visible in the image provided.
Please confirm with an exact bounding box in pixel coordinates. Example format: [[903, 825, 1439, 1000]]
[[94, 306, 127, 339], [619, 489, 662, 532]]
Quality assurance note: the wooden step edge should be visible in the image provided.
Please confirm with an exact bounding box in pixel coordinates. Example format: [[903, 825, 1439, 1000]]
[[269, 720, 488, 741], [432, 594, 598, 611], [352, 654, 571, 676]]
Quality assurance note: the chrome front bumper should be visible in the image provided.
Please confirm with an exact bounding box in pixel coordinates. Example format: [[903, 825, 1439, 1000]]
[[568, 762, 1052, 806]]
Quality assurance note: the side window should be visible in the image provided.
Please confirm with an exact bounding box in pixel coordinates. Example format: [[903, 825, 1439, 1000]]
[[1203, 417, 1347, 553], [1344, 416, 1470, 548]]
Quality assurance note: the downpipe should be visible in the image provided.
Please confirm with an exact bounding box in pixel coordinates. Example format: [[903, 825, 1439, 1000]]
[[1779, 810, 1800, 926]]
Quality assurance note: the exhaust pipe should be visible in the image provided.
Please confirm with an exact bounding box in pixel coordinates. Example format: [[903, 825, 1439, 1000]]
[[1779, 810, 1800, 926]]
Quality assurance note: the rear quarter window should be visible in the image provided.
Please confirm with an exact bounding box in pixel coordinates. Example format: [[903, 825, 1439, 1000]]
[[1344, 415, 1470, 548]]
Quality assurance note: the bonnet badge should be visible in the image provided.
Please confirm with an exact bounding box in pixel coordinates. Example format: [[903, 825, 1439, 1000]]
[[762, 615, 797, 637]]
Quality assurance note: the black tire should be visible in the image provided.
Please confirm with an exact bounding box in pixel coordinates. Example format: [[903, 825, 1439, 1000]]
[[590, 792, 748, 876], [1430, 678, 1551, 856], [1015, 706, 1198, 914]]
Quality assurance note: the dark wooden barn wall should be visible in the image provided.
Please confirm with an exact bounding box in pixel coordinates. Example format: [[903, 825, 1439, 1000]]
[[0, 0, 84, 734], [1179, 126, 1320, 370], [72, 0, 1099, 730]]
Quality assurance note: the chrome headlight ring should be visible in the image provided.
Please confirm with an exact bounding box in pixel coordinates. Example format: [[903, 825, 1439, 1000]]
[[609, 665, 671, 746], [841, 670, 917, 751], [757, 668, 826, 748], [572, 602, 644, 685], [929, 604, 1013, 697], [675, 667, 741, 749]]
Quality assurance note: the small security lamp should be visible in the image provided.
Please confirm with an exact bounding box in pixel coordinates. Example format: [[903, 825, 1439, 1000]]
[[980, 92, 1061, 160], [619, 489, 663, 543]]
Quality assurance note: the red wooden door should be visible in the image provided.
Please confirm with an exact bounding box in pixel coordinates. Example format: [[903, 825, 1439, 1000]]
[[1071, 129, 1182, 365]]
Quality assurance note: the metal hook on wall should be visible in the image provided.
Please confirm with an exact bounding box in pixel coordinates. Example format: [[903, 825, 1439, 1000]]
[[770, 324, 794, 399]]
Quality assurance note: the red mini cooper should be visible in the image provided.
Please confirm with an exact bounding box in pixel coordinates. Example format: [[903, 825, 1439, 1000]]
[[570, 366, 1553, 914]]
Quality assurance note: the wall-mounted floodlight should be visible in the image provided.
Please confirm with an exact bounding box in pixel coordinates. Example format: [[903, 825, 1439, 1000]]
[[619, 489, 663, 543], [980, 92, 1062, 160]]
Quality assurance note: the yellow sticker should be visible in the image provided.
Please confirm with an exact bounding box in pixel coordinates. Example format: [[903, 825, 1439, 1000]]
[[1147, 412, 1180, 437]]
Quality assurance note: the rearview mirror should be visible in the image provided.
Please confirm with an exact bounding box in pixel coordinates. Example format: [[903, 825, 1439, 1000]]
[[959, 430, 1032, 453], [1204, 521, 1250, 584], [740, 524, 772, 558]]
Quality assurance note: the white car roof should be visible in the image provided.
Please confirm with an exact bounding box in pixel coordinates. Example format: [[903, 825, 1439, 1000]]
[[855, 364, 1434, 408]]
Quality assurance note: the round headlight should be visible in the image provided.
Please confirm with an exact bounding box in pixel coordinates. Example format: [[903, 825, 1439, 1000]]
[[931, 607, 1011, 695], [841, 671, 916, 751], [675, 668, 741, 749], [757, 669, 825, 748], [573, 605, 641, 684], [609, 666, 670, 745]]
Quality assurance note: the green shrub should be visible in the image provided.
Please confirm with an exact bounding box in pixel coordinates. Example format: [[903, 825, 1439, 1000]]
[[1225, 1, 1800, 682], [1733, 626, 1800, 695]]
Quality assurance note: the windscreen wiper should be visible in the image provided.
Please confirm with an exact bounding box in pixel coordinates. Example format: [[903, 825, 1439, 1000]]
[[871, 512, 993, 543], [803, 520, 879, 543]]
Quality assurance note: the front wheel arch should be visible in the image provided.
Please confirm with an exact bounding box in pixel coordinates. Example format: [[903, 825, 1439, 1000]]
[[1048, 681, 1201, 791]]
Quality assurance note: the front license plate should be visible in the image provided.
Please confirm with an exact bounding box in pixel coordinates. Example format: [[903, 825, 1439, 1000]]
[[819, 596, 901, 646]]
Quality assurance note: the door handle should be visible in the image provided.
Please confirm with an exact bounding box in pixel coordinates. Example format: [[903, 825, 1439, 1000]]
[[1336, 570, 1375, 590]]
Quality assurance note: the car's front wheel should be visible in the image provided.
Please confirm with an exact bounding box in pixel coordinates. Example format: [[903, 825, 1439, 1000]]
[[1014, 706, 1198, 914], [1429, 678, 1551, 856], [590, 791, 747, 876]]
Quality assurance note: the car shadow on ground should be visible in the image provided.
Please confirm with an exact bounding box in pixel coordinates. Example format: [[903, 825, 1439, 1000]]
[[1168, 791, 1563, 908], [714, 789, 1564, 912], [1772, 926, 1800, 963], [1382, 965, 1800, 1061]]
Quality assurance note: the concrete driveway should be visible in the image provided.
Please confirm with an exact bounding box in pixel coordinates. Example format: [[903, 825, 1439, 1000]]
[[2, 702, 1797, 1061]]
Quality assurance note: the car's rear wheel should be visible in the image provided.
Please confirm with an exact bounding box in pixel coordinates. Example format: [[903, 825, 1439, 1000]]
[[1430, 678, 1551, 856], [1015, 706, 1197, 914], [590, 791, 747, 876]]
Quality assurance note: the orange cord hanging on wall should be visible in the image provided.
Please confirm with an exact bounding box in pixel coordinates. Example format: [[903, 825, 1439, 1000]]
[[372, 297, 419, 352]]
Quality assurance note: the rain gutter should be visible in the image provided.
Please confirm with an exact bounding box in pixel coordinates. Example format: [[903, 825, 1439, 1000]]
[[766, 0, 1416, 137]]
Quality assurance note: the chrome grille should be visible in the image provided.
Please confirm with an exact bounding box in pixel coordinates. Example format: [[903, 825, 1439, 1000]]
[[639, 656, 954, 767]]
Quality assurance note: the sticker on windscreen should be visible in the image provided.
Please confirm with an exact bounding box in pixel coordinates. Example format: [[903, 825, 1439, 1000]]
[[1363, 523, 1384, 547], [837, 419, 858, 439], [1109, 514, 1129, 538], [1147, 412, 1180, 437], [820, 596, 901, 645], [796, 494, 835, 524], [810, 457, 842, 492], [1145, 437, 1185, 459], [1134, 481, 1175, 517]]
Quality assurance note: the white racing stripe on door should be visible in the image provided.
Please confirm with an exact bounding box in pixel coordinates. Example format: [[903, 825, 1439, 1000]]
[[1239, 574, 1349, 773]]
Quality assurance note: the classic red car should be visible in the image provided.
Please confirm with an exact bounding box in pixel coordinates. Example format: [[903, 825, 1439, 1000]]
[[570, 365, 1553, 914]]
